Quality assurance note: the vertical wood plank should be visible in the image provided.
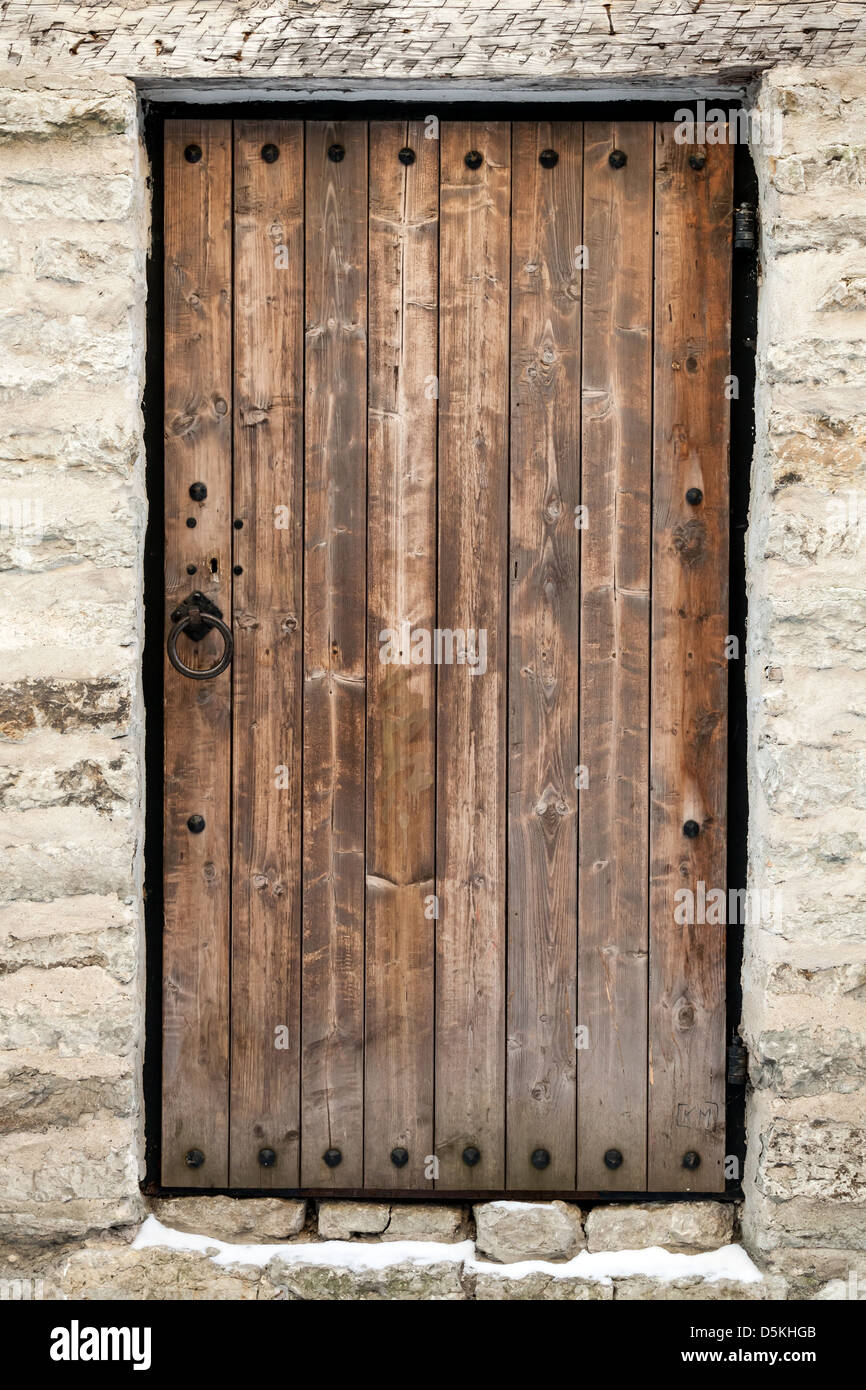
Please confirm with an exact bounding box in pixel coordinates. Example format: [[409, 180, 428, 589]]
[[162, 120, 233, 1188], [435, 121, 511, 1190], [365, 121, 438, 1189], [302, 121, 368, 1188], [230, 121, 304, 1188], [577, 120, 654, 1192], [507, 121, 581, 1191], [649, 125, 732, 1192]]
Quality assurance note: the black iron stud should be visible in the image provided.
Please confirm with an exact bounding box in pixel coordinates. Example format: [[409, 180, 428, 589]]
[[323, 1147, 342, 1168], [390, 1146, 409, 1168], [189, 481, 207, 502], [233, 565, 243, 576], [186, 564, 197, 575], [398, 147, 416, 166], [683, 1150, 701, 1170], [689, 153, 707, 171], [234, 519, 244, 529], [184, 1148, 205, 1168], [686, 487, 703, 506], [530, 1148, 551, 1170], [539, 149, 559, 168], [184, 145, 203, 164], [258, 1147, 277, 1167], [187, 814, 206, 834], [462, 1146, 481, 1167], [609, 149, 627, 169], [604, 1148, 624, 1170], [186, 517, 197, 528], [465, 150, 483, 169], [261, 144, 280, 164], [328, 144, 345, 163], [683, 819, 700, 839]]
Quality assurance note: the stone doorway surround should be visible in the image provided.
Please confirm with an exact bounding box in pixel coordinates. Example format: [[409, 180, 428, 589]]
[[0, 4, 865, 1300]]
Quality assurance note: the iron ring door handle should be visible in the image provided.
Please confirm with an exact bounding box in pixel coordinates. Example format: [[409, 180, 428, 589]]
[[167, 611, 233, 680]]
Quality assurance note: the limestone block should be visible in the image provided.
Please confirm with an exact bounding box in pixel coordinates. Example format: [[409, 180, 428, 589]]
[[0, 414, 141, 480], [473, 1201, 584, 1263], [0, 172, 136, 223], [0, 894, 137, 981], [757, 1119, 866, 1202], [316, 1201, 390, 1239], [33, 237, 140, 284], [0, 965, 136, 1056], [473, 1270, 611, 1300], [0, 88, 133, 141], [267, 1251, 468, 1301], [0, 678, 132, 740], [150, 1197, 307, 1244], [747, 1188, 866, 1254], [0, 1118, 143, 1238], [750, 1027, 866, 1096], [585, 1202, 734, 1254], [0, 822, 136, 904], [613, 1275, 783, 1301], [58, 1245, 278, 1301], [766, 960, 866, 1001], [0, 750, 136, 815], [0, 1052, 136, 1132], [382, 1203, 467, 1242]]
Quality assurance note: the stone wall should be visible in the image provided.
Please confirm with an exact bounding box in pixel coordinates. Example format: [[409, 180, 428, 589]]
[[0, 76, 149, 1242], [743, 65, 866, 1292], [0, 11, 864, 1302]]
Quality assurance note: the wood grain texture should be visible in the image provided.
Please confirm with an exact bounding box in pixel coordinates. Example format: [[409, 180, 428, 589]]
[[648, 125, 732, 1192], [435, 122, 510, 1190], [302, 121, 368, 1188], [160, 116, 732, 1198], [364, 121, 438, 1189], [507, 121, 581, 1191], [230, 121, 304, 1188], [162, 120, 232, 1188], [577, 120, 653, 1192]]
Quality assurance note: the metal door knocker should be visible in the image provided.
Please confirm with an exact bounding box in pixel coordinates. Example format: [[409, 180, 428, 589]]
[[167, 591, 233, 679]]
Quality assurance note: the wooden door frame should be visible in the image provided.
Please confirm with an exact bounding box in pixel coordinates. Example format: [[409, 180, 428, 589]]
[[140, 98, 754, 1201]]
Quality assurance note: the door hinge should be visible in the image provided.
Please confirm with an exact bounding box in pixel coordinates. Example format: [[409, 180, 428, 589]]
[[727, 1035, 749, 1086], [733, 203, 757, 253]]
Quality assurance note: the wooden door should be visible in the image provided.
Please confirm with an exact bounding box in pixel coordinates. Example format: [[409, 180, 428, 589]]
[[162, 117, 733, 1194]]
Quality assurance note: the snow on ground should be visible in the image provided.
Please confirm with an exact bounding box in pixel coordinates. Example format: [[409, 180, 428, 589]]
[[133, 1217, 472, 1271], [466, 1244, 763, 1283], [133, 1216, 763, 1283]]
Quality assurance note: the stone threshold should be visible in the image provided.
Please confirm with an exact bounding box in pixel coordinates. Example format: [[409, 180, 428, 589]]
[[42, 1214, 781, 1300]]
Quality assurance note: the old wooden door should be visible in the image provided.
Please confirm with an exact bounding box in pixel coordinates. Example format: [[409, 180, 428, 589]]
[[162, 117, 732, 1194]]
